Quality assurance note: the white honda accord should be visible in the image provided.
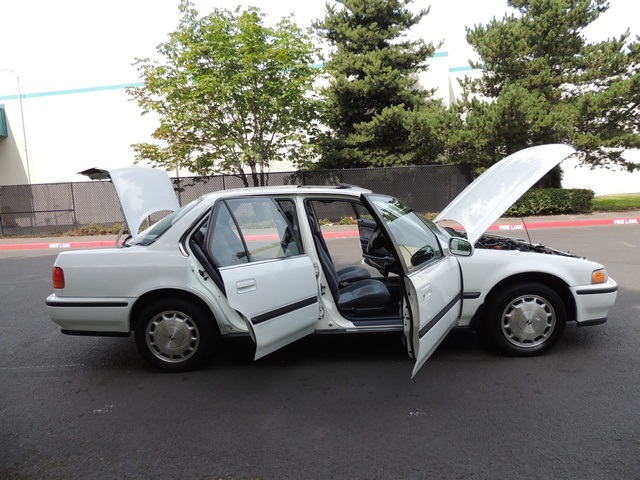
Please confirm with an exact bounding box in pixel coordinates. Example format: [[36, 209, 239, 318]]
[[46, 144, 617, 375]]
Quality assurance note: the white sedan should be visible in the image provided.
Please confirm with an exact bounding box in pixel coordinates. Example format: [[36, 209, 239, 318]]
[[46, 145, 617, 375]]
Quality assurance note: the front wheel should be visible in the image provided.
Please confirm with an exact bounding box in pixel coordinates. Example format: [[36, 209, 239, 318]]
[[484, 283, 566, 356], [134, 298, 214, 372]]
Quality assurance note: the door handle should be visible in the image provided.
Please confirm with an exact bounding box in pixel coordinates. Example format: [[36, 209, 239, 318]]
[[236, 278, 257, 293], [421, 285, 432, 301]]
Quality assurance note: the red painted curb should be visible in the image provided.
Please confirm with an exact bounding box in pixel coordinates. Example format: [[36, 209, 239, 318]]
[[0, 240, 117, 251], [1, 216, 637, 251], [487, 216, 639, 232], [322, 216, 640, 237]]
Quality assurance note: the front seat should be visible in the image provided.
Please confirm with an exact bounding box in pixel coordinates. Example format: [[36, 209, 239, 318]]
[[313, 232, 390, 315]]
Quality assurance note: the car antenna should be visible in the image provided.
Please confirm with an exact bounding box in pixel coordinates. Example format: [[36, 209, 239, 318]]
[[521, 217, 532, 244]]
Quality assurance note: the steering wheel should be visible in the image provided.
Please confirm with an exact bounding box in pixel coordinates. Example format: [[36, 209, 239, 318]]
[[365, 227, 389, 255], [364, 227, 397, 278]]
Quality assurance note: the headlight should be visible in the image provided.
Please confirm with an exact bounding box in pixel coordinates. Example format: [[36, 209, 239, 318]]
[[592, 268, 608, 284]]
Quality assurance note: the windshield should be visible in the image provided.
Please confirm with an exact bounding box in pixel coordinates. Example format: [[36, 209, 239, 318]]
[[367, 194, 443, 272], [134, 198, 202, 246]]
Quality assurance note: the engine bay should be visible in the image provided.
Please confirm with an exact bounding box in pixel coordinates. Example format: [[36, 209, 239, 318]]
[[476, 234, 582, 257], [443, 228, 582, 258]]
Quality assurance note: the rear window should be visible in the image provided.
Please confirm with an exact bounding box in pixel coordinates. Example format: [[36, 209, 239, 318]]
[[135, 199, 202, 246]]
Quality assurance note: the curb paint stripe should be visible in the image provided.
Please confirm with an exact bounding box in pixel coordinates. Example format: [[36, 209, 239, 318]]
[[1, 216, 638, 251]]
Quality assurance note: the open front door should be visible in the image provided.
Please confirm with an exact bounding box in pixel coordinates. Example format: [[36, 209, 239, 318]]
[[207, 196, 319, 359], [404, 257, 462, 377], [363, 193, 465, 377]]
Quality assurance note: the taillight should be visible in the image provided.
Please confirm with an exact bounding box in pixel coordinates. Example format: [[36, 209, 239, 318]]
[[52, 267, 65, 289]]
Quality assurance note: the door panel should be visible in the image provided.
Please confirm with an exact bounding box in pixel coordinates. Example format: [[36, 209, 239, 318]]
[[405, 256, 462, 377], [221, 254, 318, 360]]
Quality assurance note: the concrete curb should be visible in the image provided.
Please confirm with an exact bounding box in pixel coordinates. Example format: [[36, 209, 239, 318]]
[[1, 213, 638, 251]]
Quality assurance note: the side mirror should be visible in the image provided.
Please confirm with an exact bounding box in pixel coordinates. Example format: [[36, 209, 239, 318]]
[[449, 237, 473, 257]]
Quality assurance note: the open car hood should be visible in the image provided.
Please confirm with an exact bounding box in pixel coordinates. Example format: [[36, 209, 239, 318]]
[[435, 144, 576, 243], [106, 167, 179, 242]]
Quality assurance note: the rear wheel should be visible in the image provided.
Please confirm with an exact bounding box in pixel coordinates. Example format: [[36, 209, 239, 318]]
[[134, 298, 214, 372], [484, 282, 566, 356]]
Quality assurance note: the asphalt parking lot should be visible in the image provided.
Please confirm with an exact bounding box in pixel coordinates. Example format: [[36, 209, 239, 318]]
[[1, 224, 639, 479]]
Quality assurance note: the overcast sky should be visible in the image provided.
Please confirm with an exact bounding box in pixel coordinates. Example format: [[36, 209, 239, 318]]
[[1, 0, 638, 95]]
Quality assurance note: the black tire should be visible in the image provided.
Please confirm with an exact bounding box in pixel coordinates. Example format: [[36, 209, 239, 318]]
[[134, 298, 215, 372], [484, 282, 566, 356]]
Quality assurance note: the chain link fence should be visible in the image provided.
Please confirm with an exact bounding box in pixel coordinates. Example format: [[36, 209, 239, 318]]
[[0, 164, 472, 237]]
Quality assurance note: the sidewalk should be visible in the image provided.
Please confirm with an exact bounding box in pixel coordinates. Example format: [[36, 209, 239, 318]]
[[1, 211, 639, 251]]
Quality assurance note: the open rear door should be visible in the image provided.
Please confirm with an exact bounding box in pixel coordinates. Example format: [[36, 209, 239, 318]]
[[206, 196, 319, 360]]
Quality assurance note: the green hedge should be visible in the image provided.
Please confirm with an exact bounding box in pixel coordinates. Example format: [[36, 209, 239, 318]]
[[506, 188, 594, 216]]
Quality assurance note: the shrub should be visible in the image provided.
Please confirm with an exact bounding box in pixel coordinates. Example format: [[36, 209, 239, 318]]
[[506, 188, 594, 216], [319, 216, 357, 225], [337, 216, 357, 225], [64, 223, 129, 236]]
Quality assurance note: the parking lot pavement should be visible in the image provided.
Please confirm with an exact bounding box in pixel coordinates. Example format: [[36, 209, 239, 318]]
[[0, 210, 638, 251]]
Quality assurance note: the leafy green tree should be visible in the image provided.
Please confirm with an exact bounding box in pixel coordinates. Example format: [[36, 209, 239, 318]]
[[314, 0, 451, 168], [129, 0, 321, 186], [450, 0, 640, 181]]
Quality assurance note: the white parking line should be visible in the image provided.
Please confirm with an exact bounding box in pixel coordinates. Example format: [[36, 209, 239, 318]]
[[620, 242, 636, 248], [0, 363, 84, 371]]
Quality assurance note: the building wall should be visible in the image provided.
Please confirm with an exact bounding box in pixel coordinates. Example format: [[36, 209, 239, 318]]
[[0, 101, 30, 185]]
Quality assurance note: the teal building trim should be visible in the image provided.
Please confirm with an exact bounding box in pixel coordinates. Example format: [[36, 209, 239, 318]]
[[0, 81, 145, 101], [0, 52, 476, 102], [449, 65, 478, 72], [0, 104, 7, 137]]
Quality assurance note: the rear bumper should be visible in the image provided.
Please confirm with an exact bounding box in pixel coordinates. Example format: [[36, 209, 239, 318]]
[[46, 294, 131, 334]]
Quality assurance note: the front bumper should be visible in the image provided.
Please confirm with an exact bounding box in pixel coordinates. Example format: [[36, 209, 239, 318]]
[[571, 278, 618, 326]]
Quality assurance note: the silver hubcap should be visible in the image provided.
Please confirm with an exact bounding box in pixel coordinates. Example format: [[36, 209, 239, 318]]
[[500, 295, 555, 348], [146, 310, 199, 363]]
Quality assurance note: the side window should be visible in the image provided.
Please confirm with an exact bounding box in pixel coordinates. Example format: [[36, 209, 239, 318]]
[[209, 197, 301, 267], [310, 199, 357, 226], [208, 203, 248, 267], [276, 198, 301, 245], [306, 199, 366, 268], [395, 220, 443, 271], [367, 195, 443, 272]]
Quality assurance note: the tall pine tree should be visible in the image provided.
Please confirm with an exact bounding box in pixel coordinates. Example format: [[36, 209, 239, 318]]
[[450, 0, 640, 180], [314, 0, 451, 168]]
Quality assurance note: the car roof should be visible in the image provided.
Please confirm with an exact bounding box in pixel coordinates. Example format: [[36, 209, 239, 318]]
[[198, 184, 373, 202]]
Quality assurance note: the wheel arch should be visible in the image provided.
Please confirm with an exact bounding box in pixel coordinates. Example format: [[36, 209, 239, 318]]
[[129, 288, 221, 333], [482, 272, 577, 323]]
